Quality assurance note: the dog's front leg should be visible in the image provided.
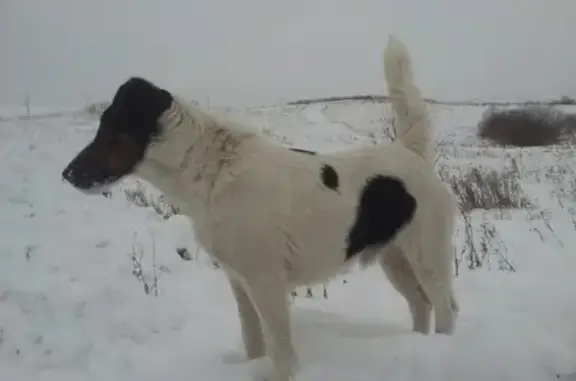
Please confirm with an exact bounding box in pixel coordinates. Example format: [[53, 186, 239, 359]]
[[228, 276, 266, 361], [244, 275, 297, 381]]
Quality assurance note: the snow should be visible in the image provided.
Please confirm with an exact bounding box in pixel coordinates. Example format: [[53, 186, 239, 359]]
[[1, 101, 576, 381]]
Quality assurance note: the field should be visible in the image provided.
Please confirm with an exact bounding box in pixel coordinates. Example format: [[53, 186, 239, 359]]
[[1, 99, 575, 381]]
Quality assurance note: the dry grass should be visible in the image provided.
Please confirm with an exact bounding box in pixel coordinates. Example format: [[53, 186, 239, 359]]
[[291, 285, 329, 299], [439, 164, 533, 212], [84, 101, 110, 116], [130, 232, 159, 297], [438, 164, 532, 275], [454, 212, 515, 276]]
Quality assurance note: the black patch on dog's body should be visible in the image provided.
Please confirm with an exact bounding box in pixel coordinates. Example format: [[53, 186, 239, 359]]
[[289, 148, 317, 155], [345, 175, 416, 260], [62, 77, 172, 191], [321, 164, 339, 192]]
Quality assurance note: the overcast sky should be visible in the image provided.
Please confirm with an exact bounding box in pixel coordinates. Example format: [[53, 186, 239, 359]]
[[1, 0, 575, 108]]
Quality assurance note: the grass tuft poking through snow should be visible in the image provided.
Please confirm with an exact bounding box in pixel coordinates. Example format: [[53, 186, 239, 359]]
[[439, 164, 533, 212]]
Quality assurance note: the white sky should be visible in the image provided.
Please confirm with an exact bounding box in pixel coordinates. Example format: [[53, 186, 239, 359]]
[[1, 0, 575, 108]]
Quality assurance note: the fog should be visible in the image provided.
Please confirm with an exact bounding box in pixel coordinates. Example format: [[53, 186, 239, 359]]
[[2, 0, 575, 109]]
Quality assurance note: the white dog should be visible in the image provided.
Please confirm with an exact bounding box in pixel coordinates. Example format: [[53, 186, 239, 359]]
[[62, 35, 458, 381]]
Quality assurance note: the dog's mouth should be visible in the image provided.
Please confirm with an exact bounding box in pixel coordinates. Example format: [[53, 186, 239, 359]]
[[61, 166, 120, 194], [61, 147, 123, 194]]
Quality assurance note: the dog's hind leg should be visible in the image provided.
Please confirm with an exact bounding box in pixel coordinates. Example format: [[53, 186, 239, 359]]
[[379, 245, 432, 334], [402, 238, 458, 335], [226, 276, 266, 362]]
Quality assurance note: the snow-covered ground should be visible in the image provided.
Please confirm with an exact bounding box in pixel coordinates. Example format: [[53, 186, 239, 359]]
[[1, 101, 576, 381]]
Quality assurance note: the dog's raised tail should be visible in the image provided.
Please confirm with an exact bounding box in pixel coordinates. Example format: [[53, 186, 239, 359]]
[[383, 35, 432, 159]]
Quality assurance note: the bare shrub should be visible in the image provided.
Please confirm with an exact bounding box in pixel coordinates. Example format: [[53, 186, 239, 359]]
[[291, 285, 329, 300], [25, 245, 35, 262], [440, 165, 526, 275], [371, 107, 396, 144], [130, 233, 159, 297], [559, 95, 576, 105], [455, 212, 515, 276], [84, 101, 110, 116], [439, 165, 532, 212], [477, 105, 576, 147], [176, 247, 193, 261], [261, 126, 290, 145]]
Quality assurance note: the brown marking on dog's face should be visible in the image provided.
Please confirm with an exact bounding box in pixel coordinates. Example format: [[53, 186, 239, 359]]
[[62, 77, 172, 193]]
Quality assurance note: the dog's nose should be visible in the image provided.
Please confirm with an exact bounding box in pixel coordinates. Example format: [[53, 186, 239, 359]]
[[62, 166, 77, 185], [62, 168, 71, 182]]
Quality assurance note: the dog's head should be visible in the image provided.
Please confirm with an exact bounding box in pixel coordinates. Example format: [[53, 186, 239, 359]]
[[62, 77, 173, 194]]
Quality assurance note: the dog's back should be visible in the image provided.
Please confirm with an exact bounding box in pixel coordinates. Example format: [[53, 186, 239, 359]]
[[204, 35, 455, 287]]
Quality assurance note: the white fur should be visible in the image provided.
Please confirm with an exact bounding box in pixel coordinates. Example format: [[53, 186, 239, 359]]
[[132, 35, 458, 381], [383, 35, 432, 160]]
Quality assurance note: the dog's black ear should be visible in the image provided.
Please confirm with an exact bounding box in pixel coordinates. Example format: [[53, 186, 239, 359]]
[[116, 77, 172, 110], [115, 77, 172, 111], [102, 77, 173, 140]]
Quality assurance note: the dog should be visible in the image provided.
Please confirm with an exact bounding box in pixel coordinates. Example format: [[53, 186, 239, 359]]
[[62, 35, 458, 381]]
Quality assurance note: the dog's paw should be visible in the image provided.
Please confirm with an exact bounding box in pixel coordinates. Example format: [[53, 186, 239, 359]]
[[250, 356, 295, 381], [251, 357, 276, 381]]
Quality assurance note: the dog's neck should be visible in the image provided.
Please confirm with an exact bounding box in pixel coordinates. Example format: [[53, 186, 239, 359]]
[[134, 98, 260, 220]]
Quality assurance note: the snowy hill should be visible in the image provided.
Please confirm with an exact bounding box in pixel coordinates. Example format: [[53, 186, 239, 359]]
[[1, 100, 575, 381]]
